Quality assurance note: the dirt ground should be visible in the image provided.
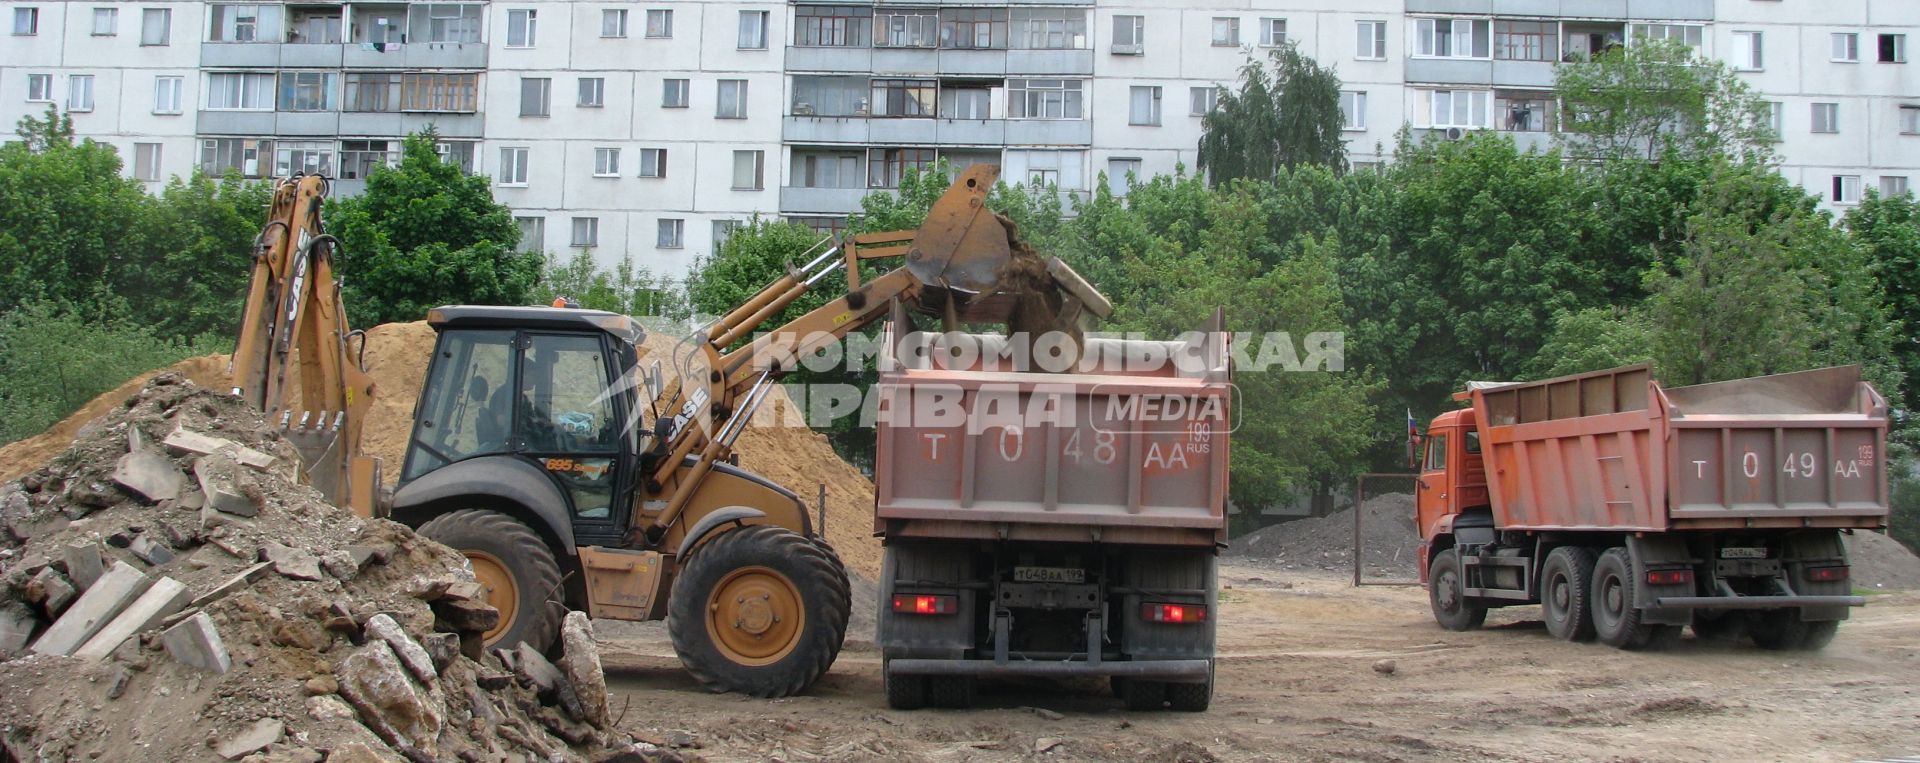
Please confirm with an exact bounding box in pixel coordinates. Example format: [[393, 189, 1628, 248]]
[[596, 565, 1920, 763]]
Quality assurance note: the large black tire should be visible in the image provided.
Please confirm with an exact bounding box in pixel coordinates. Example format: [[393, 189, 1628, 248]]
[[668, 524, 851, 697], [927, 676, 977, 709], [1120, 677, 1166, 711], [1590, 547, 1680, 651], [1690, 610, 1751, 642], [1428, 549, 1488, 631], [417, 509, 563, 652], [1166, 662, 1214, 712], [1541, 546, 1598, 642], [1751, 609, 1839, 651], [884, 662, 926, 710]]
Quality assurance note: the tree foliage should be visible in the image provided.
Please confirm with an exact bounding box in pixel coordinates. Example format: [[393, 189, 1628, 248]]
[[328, 130, 541, 325], [1198, 43, 1348, 185], [1845, 192, 1920, 412], [0, 110, 151, 316], [1555, 38, 1775, 163], [0, 300, 228, 444], [532, 251, 682, 318]]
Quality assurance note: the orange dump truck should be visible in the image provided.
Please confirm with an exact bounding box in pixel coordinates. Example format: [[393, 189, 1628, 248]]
[[871, 312, 1230, 711], [1415, 364, 1888, 651]]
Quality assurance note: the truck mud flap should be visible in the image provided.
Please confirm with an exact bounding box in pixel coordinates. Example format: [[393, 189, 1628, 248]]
[[886, 658, 1212, 683], [1653, 595, 1866, 610]]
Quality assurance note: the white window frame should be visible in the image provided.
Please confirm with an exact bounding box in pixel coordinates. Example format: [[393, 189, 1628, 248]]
[[1106, 157, 1140, 196], [1765, 100, 1783, 138], [67, 75, 96, 112], [1630, 23, 1703, 52], [1882, 33, 1908, 64], [208, 4, 260, 42], [731, 149, 764, 190], [92, 7, 117, 36], [593, 147, 620, 177], [1831, 32, 1859, 63], [1112, 14, 1142, 54], [738, 10, 768, 50], [498, 146, 529, 186], [1007, 78, 1084, 120], [1260, 18, 1286, 47], [153, 75, 183, 114], [601, 8, 627, 38], [657, 218, 684, 249], [1812, 102, 1839, 134], [1210, 17, 1238, 47], [716, 79, 747, 118], [506, 8, 536, 48], [1189, 86, 1217, 117], [1341, 90, 1367, 130], [141, 8, 171, 45], [1128, 85, 1161, 126], [571, 216, 599, 247], [645, 9, 671, 38], [662, 78, 689, 108], [1832, 175, 1862, 205], [1881, 176, 1910, 198], [578, 77, 605, 108], [639, 148, 666, 178], [13, 7, 38, 35], [1900, 105, 1920, 135], [1357, 20, 1387, 60], [1415, 17, 1490, 60], [1427, 89, 1490, 129], [520, 77, 551, 117], [26, 73, 53, 102], [273, 140, 333, 177], [133, 142, 162, 181], [205, 71, 274, 110], [514, 216, 545, 253], [1732, 30, 1763, 71]]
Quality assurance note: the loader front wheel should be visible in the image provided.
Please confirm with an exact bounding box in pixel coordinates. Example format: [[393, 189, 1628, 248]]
[[418, 509, 563, 652], [669, 525, 850, 697]]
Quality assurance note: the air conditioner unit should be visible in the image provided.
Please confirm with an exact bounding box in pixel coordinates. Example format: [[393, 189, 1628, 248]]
[[1444, 127, 1466, 140]]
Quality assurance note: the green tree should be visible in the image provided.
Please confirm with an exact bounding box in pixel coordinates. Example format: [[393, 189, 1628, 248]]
[[1530, 307, 1655, 378], [1845, 192, 1920, 412], [328, 130, 540, 325], [0, 299, 228, 444], [533, 251, 683, 318], [1197, 42, 1347, 185], [1555, 37, 1775, 163], [0, 109, 151, 315], [128, 172, 274, 340]]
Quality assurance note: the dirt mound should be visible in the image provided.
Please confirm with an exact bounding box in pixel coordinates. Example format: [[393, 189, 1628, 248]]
[[0, 378, 669, 761], [0, 356, 230, 484], [1227, 493, 1420, 580], [1845, 529, 1920, 590]]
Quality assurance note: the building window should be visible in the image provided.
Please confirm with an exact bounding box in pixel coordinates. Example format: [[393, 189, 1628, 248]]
[[92, 8, 116, 36], [1900, 105, 1920, 135], [591, 147, 619, 177], [1765, 100, 1783, 137], [1832, 175, 1862, 204], [1428, 89, 1490, 128], [506, 9, 536, 47], [340, 139, 398, 179], [656, 218, 683, 248], [1106, 157, 1139, 196], [796, 6, 870, 47], [1631, 23, 1702, 51], [738, 10, 768, 49], [1189, 86, 1217, 116], [868, 147, 935, 188], [1013, 8, 1085, 50], [1210, 17, 1238, 47], [1883, 34, 1908, 63], [199, 138, 272, 177], [1357, 20, 1387, 59], [1009, 149, 1082, 191], [601, 9, 626, 38], [498, 147, 529, 185], [792, 75, 866, 116], [13, 7, 37, 35], [514, 216, 544, 253], [1112, 14, 1143, 54], [67, 75, 95, 112], [437, 140, 476, 174], [794, 152, 861, 188], [401, 72, 478, 112], [645, 9, 671, 38], [872, 79, 936, 117], [1812, 102, 1838, 133], [1128, 86, 1161, 126], [578, 77, 604, 107], [520, 77, 551, 117], [26, 74, 53, 102], [141, 8, 171, 45], [1260, 18, 1286, 47], [732, 150, 764, 190], [662, 79, 689, 108], [277, 72, 335, 111], [274, 141, 333, 176], [1007, 79, 1083, 120], [1494, 20, 1554, 61], [1416, 18, 1490, 59], [424, 4, 481, 43], [1882, 176, 1910, 198], [1497, 91, 1555, 131], [713, 220, 743, 250], [716, 79, 747, 118], [153, 75, 182, 114], [639, 148, 666, 178], [209, 4, 259, 42], [1732, 31, 1763, 71], [875, 10, 937, 48], [1833, 33, 1860, 62], [941, 8, 1006, 50], [941, 87, 991, 119], [572, 217, 599, 247], [347, 73, 401, 112], [788, 215, 848, 237], [133, 143, 161, 181], [1341, 91, 1367, 130], [206, 72, 273, 109]]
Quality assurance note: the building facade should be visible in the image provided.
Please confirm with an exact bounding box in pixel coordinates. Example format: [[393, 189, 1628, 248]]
[[4, 0, 1916, 281]]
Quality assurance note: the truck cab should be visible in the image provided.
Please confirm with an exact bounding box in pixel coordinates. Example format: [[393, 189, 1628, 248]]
[[1414, 408, 1489, 580]]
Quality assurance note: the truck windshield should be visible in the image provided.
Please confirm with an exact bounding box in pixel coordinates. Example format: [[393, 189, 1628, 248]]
[[402, 329, 515, 482]]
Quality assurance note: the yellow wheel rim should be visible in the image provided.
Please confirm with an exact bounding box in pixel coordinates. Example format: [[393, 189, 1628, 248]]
[[705, 565, 805, 667], [465, 550, 519, 645]]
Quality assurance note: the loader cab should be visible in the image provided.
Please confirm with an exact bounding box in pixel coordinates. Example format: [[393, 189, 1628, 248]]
[[1415, 409, 1490, 543], [398, 305, 645, 546]]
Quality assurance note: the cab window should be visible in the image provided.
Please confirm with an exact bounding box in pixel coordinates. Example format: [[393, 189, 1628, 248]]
[[1465, 431, 1480, 454], [1425, 433, 1448, 471], [402, 329, 515, 481], [520, 333, 619, 520]]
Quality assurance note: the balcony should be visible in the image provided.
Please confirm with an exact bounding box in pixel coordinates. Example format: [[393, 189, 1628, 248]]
[[1003, 119, 1092, 145], [1007, 49, 1093, 76], [1405, 57, 1494, 86], [783, 116, 1088, 146], [780, 186, 869, 215], [338, 111, 483, 138], [197, 110, 276, 135], [786, 46, 874, 73], [275, 111, 342, 136], [1491, 59, 1555, 89], [201, 43, 282, 68]]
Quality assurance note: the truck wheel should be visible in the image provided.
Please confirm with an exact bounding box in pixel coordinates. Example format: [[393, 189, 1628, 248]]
[[417, 509, 563, 652], [1541, 547, 1598, 642], [1751, 609, 1838, 651], [1590, 547, 1680, 651], [1120, 678, 1166, 711], [1166, 662, 1214, 712], [884, 662, 927, 710], [1690, 611, 1750, 642], [927, 676, 976, 709], [1428, 549, 1487, 631], [668, 525, 851, 697]]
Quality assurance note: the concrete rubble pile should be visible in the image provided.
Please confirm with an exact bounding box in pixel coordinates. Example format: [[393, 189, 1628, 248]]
[[0, 374, 681, 762]]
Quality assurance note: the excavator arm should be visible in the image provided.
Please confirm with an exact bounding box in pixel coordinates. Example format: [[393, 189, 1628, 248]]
[[230, 175, 381, 516]]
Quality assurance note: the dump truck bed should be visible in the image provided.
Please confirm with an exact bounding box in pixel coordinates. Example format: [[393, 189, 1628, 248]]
[[1467, 365, 1889, 532], [873, 326, 1231, 546]]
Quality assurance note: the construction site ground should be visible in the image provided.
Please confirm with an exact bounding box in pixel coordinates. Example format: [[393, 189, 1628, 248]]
[[596, 566, 1920, 763]]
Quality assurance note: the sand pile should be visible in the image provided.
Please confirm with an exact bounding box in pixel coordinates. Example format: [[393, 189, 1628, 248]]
[[1227, 493, 1421, 579], [0, 376, 679, 761]]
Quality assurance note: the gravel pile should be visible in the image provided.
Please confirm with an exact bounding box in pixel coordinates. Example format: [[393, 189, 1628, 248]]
[[1227, 493, 1421, 579]]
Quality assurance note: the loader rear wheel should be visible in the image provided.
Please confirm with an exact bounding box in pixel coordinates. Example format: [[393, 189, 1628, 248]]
[[1542, 546, 1598, 642], [1428, 549, 1487, 631], [1591, 547, 1680, 651], [417, 509, 563, 652], [669, 525, 850, 697]]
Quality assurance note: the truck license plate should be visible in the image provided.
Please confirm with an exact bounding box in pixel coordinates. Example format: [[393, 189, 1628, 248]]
[[1014, 566, 1085, 584], [1720, 547, 1768, 559]]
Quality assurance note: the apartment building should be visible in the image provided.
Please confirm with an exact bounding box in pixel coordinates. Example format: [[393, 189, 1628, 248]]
[[3, 0, 1916, 282]]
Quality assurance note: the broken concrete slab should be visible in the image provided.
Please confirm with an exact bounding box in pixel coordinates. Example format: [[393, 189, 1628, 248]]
[[216, 717, 284, 761], [127, 535, 175, 566], [163, 428, 277, 471], [260, 541, 324, 581], [321, 550, 359, 581], [336, 640, 444, 758], [110, 447, 186, 504], [161, 611, 231, 673], [25, 567, 78, 617], [31, 561, 152, 656], [559, 611, 609, 727], [74, 576, 191, 659], [364, 614, 437, 685], [430, 597, 500, 633], [188, 562, 272, 609], [420, 632, 457, 674], [345, 543, 396, 570], [513, 641, 587, 722], [62, 541, 105, 589], [1, 602, 40, 655], [194, 456, 261, 519]]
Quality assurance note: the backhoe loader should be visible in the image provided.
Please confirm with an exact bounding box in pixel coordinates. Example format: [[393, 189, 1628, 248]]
[[390, 165, 1110, 696]]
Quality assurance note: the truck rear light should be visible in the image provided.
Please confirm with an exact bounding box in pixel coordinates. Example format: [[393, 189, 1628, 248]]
[[1808, 566, 1850, 582], [1645, 569, 1693, 586], [1141, 603, 1206, 624], [891, 594, 958, 615]]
